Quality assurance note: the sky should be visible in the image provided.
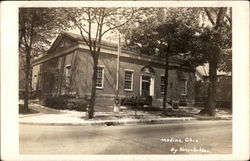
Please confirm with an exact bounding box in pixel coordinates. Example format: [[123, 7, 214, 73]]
[[196, 63, 231, 76]]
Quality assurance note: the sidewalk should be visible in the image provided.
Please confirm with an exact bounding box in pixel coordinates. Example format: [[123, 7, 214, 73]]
[[19, 102, 232, 126]]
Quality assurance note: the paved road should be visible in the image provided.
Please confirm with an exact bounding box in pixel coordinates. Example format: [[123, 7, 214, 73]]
[[19, 120, 232, 154]]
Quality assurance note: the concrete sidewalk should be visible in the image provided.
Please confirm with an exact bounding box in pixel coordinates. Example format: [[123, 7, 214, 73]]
[[19, 113, 196, 126], [19, 102, 232, 126]]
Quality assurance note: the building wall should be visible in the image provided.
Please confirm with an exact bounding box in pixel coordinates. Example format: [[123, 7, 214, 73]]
[[32, 50, 77, 97], [32, 47, 196, 106], [72, 49, 196, 105]]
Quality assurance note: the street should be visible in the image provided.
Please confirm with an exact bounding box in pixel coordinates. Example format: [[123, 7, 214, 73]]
[[19, 120, 232, 154]]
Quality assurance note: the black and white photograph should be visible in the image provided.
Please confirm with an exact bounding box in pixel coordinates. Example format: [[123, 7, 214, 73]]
[[0, 1, 249, 161]]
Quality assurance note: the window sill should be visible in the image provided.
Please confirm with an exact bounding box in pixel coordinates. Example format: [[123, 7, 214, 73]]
[[96, 87, 103, 89], [125, 89, 133, 92]]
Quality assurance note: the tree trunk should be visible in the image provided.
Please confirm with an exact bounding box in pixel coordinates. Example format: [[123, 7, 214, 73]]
[[162, 55, 169, 115], [207, 51, 217, 116], [24, 49, 31, 111], [88, 57, 98, 119]]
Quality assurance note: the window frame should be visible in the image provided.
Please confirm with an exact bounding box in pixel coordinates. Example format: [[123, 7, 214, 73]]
[[96, 65, 105, 89], [124, 69, 134, 91]]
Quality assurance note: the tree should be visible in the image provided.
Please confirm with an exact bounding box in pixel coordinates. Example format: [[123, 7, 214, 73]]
[[63, 8, 138, 119], [125, 8, 201, 114], [19, 8, 70, 111], [198, 7, 232, 116]]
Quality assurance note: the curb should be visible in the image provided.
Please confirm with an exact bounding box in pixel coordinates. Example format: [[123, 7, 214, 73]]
[[19, 113, 43, 118], [19, 117, 196, 126], [196, 116, 232, 120]]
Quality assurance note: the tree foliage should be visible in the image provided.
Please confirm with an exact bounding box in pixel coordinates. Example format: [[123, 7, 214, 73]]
[[125, 7, 232, 116], [125, 8, 202, 113], [19, 8, 69, 56], [197, 8, 232, 72], [198, 7, 232, 116], [19, 8, 70, 110]]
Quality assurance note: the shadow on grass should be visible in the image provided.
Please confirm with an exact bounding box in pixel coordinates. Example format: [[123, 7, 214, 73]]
[[19, 104, 39, 115]]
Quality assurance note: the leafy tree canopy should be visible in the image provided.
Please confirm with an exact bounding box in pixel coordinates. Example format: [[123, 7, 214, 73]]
[[19, 8, 70, 58], [125, 8, 205, 68], [124, 7, 232, 72], [197, 8, 232, 72]]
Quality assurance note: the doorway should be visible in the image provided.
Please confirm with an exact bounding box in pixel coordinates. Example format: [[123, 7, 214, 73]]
[[140, 75, 154, 97]]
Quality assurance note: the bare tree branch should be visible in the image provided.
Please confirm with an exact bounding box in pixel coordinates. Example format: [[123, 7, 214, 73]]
[[23, 27, 28, 47], [72, 18, 92, 48], [225, 14, 232, 27], [71, 16, 90, 35], [78, 29, 90, 47], [95, 10, 102, 42], [204, 8, 215, 26], [215, 8, 224, 30], [29, 15, 35, 51], [88, 9, 95, 54], [96, 10, 105, 57], [102, 8, 120, 17], [101, 9, 135, 37]]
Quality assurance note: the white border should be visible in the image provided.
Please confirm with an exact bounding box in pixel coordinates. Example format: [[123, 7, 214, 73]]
[[1, 1, 249, 161]]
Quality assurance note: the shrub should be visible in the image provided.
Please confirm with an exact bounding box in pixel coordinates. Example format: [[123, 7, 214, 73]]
[[43, 96, 88, 111], [121, 96, 146, 106], [66, 97, 89, 111], [215, 101, 232, 109]]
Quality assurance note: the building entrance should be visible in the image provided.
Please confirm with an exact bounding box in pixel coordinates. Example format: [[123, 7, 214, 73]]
[[141, 76, 151, 97]]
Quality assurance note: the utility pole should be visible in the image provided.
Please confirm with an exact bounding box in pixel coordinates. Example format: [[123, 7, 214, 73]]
[[113, 32, 121, 112]]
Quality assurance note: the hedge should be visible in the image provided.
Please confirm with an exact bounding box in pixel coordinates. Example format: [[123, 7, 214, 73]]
[[43, 96, 88, 111]]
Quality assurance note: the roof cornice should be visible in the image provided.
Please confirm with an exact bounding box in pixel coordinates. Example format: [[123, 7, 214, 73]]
[[32, 32, 190, 69]]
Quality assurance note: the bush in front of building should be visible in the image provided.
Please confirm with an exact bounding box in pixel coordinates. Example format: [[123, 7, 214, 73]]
[[121, 96, 151, 106], [43, 96, 88, 111], [215, 101, 232, 109]]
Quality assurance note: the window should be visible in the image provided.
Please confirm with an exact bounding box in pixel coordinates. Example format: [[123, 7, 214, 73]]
[[65, 65, 71, 86], [161, 76, 165, 94], [180, 79, 187, 95], [96, 66, 104, 88], [38, 73, 41, 90], [125, 70, 133, 91], [59, 40, 65, 48], [33, 75, 37, 90]]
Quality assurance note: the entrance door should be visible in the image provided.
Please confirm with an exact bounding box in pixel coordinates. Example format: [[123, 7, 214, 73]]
[[141, 76, 151, 97]]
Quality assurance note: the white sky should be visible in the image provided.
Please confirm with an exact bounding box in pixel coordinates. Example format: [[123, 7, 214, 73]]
[[196, 63, 231, 76]]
